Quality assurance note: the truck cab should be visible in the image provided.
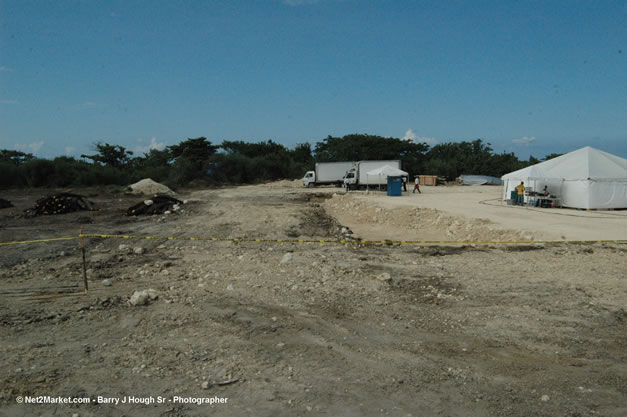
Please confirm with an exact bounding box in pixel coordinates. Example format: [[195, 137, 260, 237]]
[[343, 170, 356, 190], [303, 171, 315, 187]]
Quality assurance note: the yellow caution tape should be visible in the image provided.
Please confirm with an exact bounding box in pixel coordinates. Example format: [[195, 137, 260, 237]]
[[77, 234, 627, 246], [0, 237, 77, 247], [1, 234, 624, 247]]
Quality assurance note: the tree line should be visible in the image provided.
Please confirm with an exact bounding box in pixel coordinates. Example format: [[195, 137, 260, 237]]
[[0, 135, 559, 189]]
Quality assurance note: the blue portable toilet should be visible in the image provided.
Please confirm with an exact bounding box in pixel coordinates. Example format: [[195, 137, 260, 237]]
[[387, 176, 402, 196]]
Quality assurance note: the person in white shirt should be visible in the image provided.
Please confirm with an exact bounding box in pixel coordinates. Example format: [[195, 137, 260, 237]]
[[413, 176, 421, 194]]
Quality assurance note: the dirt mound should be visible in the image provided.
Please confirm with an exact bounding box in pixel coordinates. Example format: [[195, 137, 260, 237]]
[[323, 193, 534, 242], [260, 179, 302, 188], [0, 198, 13, 209], [24, 193, 95, 217], [129, 178, 175, 195]]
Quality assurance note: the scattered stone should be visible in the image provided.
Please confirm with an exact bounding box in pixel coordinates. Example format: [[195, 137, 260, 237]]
[[102, 279, 113, 287], [541, 394, 550, 402], [129, 289, 159, 306], [201, 381, 210, 389], [127, 195, 182, 216], [216, 378, 239, 386], [276, 342, 286, 349], [226, 284, 235, 291], [280, 253, 293, 265], [377, 272, 392, 283], [133, 247, 145, 255]]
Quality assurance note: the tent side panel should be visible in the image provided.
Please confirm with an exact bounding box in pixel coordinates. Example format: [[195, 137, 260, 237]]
[[560, 181, 591, 209], [588, 181, 627, 209]]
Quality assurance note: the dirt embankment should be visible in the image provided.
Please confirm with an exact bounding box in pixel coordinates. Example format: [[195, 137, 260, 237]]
[[323, 193, 536, 242]]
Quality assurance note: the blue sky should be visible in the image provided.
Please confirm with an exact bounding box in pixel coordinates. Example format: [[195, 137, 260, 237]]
[[1, 0, 625, 160]]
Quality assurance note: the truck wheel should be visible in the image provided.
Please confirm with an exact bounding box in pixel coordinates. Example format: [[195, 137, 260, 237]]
[[307, 183, 314, 188]]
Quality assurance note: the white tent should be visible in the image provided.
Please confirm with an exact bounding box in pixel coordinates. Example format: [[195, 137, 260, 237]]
[[501, 146, 627, 209], [366, 165, 408, 190], [366, 165, 408, 178]]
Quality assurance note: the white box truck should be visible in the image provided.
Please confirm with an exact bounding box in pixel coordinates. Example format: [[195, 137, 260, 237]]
[[303, 161, 355, 187], [343, 160, 402, 189]]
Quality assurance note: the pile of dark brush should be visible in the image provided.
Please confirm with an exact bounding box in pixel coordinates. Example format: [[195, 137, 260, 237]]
[[126, 195, 183, 216], [0, 198, 13, 209], [24, 193, 95, 217]]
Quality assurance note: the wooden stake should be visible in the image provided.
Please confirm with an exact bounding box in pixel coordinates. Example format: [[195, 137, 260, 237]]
[[80, 228, 88, 292]]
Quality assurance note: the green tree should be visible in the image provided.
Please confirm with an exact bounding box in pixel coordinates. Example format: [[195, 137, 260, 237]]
[[291, 143, 314, 165], [543, 153, 563, 161], [217, 139, 293, 182], [423, 139, 495, 179], [221, 139, 288, 158], [0, 149, 35, 165], [168, 137, 217, 162], [81, 142, 133, 167], [528, 155, 541, 165], [165, 138, 218, 186], [132, 148, 173, 183], [486, 152, 525, 177]]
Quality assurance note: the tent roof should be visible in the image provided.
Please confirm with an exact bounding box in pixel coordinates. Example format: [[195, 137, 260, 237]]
[[502, 146, 627, 180], [366, 165, 408, 177], [502, 164, 555, 180]]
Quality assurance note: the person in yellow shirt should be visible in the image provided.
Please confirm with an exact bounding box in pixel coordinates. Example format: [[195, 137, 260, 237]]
[[515, 181, 525, 205]]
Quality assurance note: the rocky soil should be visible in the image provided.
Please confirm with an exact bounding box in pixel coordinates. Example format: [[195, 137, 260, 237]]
[[0, 183, 625, 417]]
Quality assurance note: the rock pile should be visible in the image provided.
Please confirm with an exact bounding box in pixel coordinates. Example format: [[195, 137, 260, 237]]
[[0, 198, 13, 209], [126, 195, 183, 216], [24, 193, 95, 217]]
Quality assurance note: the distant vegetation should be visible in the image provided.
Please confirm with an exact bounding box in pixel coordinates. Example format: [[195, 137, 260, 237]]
[[0, 135, 548, 189]]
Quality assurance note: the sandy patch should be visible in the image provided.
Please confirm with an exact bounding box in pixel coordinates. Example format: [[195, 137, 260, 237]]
[[323, 186, 627, 241]]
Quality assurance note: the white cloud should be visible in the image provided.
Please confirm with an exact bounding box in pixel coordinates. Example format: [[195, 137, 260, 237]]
[[15, 141, 45, 154], [0, 99, 17, 104], [402, 129, 417, 141], [135, 137, 166, 154], [512, 136, 536, 144], [65, 146, 76, 156], [0, 66, 13, 72], [403, 129, 440, 146]]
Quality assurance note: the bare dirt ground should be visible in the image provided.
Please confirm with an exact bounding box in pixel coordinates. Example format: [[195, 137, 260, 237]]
[[0, 182, 625, 417], [324, 185, 627, 242]]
